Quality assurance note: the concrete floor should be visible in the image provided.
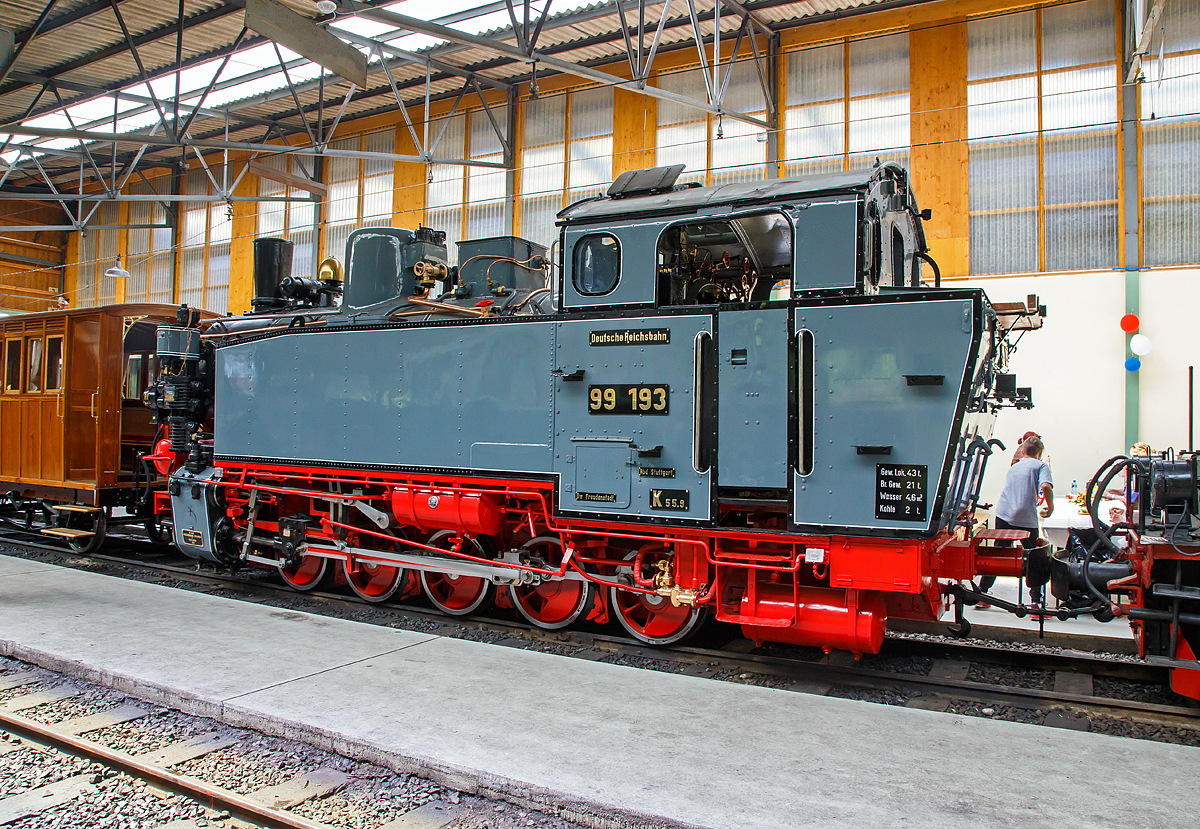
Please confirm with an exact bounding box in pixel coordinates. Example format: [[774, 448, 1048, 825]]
[[0, 553, 1195, 829]]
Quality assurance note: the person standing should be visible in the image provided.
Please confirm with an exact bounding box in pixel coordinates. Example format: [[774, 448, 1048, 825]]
[[977, 431, 1044, 601], [993, 435, 1054, 604]]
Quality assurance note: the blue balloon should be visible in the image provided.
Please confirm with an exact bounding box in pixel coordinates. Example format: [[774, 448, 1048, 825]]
[[1125, 357, 1141, 372]]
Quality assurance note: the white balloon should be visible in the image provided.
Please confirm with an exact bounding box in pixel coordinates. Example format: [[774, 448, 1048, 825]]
[[1130, 333, 1153, 356]]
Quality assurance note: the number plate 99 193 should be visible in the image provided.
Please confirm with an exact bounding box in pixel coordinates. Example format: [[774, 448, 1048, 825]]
[[587, 384, 669, 415]]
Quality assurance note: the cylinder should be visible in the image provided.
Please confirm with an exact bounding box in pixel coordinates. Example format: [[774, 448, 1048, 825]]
[[253, 237, 293, 311], [391, 487, 504, 536], [740, 584, 886, 654]]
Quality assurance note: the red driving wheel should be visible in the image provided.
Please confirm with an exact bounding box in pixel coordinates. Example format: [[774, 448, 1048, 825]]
[[507, 536, 593, 630]]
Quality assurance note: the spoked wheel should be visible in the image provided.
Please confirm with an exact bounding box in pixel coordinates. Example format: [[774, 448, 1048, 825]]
[[508, 536, 593, 631], [343, 534, 407, 603], [420, 530, 492, 616], [610, 549, 706, 645], [280, 554, 329, 591]]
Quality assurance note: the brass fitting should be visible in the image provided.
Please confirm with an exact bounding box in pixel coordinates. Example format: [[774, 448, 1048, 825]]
[[653, 557, 673, 592], [413, 260, 448, 289]]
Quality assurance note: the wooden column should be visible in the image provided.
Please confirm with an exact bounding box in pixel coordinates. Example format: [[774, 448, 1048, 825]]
[[64, 231, 80, 307], [227, 155, 258, 315], [393, 111, 427, 231], [612, 87, 656, 178], [909, 21, 970, 278]]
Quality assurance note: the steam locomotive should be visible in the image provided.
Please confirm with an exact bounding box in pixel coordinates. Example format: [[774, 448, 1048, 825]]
[[141, 162, 1046, 655]]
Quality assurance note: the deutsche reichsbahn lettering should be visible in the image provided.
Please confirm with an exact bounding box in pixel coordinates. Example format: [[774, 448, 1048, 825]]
[[589, 328, 670, 346], [875, 464, 927, 521], [649, 488, 690, 511]]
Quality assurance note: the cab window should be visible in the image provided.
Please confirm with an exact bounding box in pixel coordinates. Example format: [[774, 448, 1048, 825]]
[[656, 212, 792, 306], [573, 235, 621, 296], [4, 339, 21, 392]]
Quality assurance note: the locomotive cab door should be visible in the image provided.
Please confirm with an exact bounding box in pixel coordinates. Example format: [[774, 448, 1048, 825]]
[[552, 314, 715, 522]]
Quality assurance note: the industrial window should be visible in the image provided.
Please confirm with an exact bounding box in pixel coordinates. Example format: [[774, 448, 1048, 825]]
[[45, 336, 63, 392], [322, 129, 395, 268], [425, 107, 510, 264], [73, 202, 120, 308], [181, 167, 233, 314], [518, 87, 615, 250], [425, 113, 466, 264], [126, 179, 174, 305], [4, 339, 20, 392], [467, 108, 508, 241], [1141, 0, 1200, 266], [26, 337, 43, 393], [573, 234, 621, 295], [656, 63, 768, 187], [257, 155, 318, 278], [784, 33, 911, 176], [967, 1, 1118, 274]]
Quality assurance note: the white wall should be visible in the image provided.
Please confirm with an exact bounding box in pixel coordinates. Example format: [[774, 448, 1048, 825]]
[[1138, 267, 1200, 453], [964, 272, 1124, 504]]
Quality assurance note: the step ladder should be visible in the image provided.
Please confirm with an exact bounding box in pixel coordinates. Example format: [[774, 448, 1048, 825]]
[[52, 504, 101, 514], [40, 527, 96, 540]]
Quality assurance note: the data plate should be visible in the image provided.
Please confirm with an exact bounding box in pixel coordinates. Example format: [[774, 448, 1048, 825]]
[[588, 384, 670, 415], [876, 464, 927, 522]]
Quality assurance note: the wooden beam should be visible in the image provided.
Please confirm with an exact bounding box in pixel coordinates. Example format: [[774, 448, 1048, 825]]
[[247, 160, 328, 198], [908, 20, 970, 279], [244, 0, 368, 89]]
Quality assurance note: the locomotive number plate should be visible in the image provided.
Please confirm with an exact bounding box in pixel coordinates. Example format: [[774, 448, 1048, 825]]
[[587, 384, 669, 415], [875, 464, 927, 522]]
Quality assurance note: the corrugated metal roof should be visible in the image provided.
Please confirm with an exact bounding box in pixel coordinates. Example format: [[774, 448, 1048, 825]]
[[1, 0, 893, 187]]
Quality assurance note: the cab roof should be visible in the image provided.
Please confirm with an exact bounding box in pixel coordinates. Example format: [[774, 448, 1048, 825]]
[[557, 167, 884, 225]]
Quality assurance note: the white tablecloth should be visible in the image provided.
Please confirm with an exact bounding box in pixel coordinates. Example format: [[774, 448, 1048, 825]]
[[1040, 496, 1123, 547]]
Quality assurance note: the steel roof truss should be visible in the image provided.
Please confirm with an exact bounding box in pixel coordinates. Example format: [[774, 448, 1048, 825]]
[[108, 0, 175, 142], [0, 0, 61, 89]]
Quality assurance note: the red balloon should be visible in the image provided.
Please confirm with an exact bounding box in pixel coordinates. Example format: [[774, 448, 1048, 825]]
[[1120, 313, 1140, 333]]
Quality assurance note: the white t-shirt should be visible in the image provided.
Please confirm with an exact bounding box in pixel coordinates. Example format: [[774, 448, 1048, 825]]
[[995, 457, 1053, 528]]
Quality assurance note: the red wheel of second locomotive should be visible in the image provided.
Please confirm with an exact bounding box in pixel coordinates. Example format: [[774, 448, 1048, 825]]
[[610, 549, 706, 645], [507, 536, 593, 630], [419, 530, 492, 616], [280, 554, 329, 591]]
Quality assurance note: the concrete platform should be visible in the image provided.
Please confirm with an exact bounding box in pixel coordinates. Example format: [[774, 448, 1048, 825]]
[[0, 553, 1196, 829]]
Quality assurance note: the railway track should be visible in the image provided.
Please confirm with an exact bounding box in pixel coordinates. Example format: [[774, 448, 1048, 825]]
[[0, 663, 590, 829], [3, 532, 1197, 745]]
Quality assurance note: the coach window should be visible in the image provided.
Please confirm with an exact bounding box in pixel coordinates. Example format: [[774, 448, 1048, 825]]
[[26, 337, 43, 393], [4, 339, 21, 393], [45, 337, 63, 392], [123, 355, 144, 400], [573, 234, 621, 295]]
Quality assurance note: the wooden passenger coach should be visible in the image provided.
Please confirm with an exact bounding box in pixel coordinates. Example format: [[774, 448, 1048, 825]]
[[0, 304, 212, 551]]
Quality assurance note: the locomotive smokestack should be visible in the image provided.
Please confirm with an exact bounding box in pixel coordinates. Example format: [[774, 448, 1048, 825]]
[[252, 237, 293, 313]]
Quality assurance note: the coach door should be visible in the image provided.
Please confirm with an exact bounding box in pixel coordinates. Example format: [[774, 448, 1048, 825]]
[[552, 314, 714, 522], [64, 314, 101, 484]]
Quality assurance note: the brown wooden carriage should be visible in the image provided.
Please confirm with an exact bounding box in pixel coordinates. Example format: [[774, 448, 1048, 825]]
[[0, 303, 213, 551]]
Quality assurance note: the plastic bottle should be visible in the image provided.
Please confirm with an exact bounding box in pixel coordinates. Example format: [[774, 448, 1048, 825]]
[[1069, 479, 1078, 498]]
